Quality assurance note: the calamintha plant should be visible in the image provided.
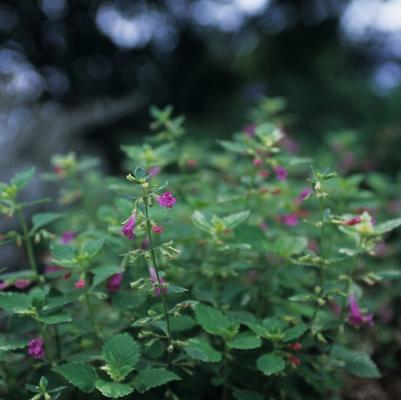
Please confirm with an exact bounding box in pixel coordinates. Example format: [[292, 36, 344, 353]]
[[0, 99, 400, 400]]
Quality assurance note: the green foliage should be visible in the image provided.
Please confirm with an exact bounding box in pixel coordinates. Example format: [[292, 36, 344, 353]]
[[256, 354, 286, 376], [183, 338, 222, 362], [132, 368, 180, 393], [54, 362, 98, 393]]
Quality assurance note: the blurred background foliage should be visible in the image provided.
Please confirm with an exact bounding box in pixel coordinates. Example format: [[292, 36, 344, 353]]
[[1, 0, 401, 177]]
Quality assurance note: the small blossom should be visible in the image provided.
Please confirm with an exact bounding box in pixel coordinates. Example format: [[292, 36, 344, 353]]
[[107, 273, 123, 292], [157, 192, 176, 209], [14, 279, 31, 290], [297, 188, 313, 203], [148, 166, 161, 177], [343, 216, 361, 226], [186, 159, 197, 168], [149, 267, 168, 297], [28, 337, 45, 359], [347, 294, 374, 327], [259, 169, 270, 178], [152, 225, 164, 234], [44, 265, 63, 274], [75, 278, 86, 289], [253, 158, 262, 167], [288, 355, 301, 368], [281, 213, 299, 227], [287, 342, 302, 351], [121, 213, 137, 240], [141, 238, 150, 250], [0, 281, 9, 290], [274, 166, 288, 181], [61, 231, 75, 245]]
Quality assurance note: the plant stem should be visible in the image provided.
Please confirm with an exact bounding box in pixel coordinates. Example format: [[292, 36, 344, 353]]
[[16, 207, 38, 275], [84, 285, 102, 345], [53, 325, 62, 361], [143, 189, 173, 364]]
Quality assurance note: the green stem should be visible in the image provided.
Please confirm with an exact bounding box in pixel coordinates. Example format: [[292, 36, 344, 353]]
[[143, 188, 173, 365], [53, 325, 61, 361], [16, 207, 38, 275], [84, 285, 102, 345]]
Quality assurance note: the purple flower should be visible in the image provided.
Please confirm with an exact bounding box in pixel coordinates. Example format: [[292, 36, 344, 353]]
[[0, 281, 9, 290], [107, 273, 123, 292], [14, 279, 31, 290], [274, 166, 288, 181], [297, 188, 313, 203], [157, 192, 176, 209], [148, 166, 161, 177], [121, 213, 137, 240], [281, 213, 299, 227], [28, 337, 45, 359], [61, 231, 75, 245], [243, 123, 256, 137], [347, 294, 374, 327], [149, 267, 168, 297], [44, 265, 63, 274]]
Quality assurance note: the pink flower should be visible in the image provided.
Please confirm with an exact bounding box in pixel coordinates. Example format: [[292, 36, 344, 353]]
[[253, 158, 262, 167], [288, 355, 301, 368], [347, 294, 374, 327], [28, 337, 45, 359], [186, 159, 197, 168], [148, 166, 161, 177], [259, 169, 270, 178], [75, 278, 86, 289], [121, 213, 137, 240], [157, 192, 176, 209], [287, 342, 302, 351], [61, 231, 75, 245], [107, 273, 123, 292], [0, 281, 9, 290], [14, 279, 31, 290], [152, 225, 164, 234], [281, 213, 299, 227], [149, 267, 168, 297], [297, 188, 313, 203], [343, 216, 361, 226], [44, 265, 63, 274], [274, 166, 288, 181]]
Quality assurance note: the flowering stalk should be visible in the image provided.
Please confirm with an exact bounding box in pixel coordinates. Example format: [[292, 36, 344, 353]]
[[16, 207, 38, 276], [142, 186, 173, 361]]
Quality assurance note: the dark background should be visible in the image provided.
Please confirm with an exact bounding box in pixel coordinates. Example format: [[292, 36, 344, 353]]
[[1, 0, 401, 177]]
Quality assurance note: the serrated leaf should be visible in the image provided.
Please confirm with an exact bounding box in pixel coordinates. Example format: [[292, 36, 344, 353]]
[[50, 243, 77, 267], [218, 140, 246, 154], [373, 218, 401, 235], [80, 239, 104, 260], [227, 332, 261, 350], [132, 368, 180, 393], [102, 333, 140, 382], [0, 292, 31, 313], [195, 304, 235, 337], [95, 380, 133, 398], [270, 236, 308, 257], [91, 265, 124, 289], [331, 345, 381, 378], [192, 211, 213, 234], [283, 322, 308, 342], [257, 354, 285, 376], [0, 337, 28, 351], [184, 338, 222, 363], [233, 388, 264, 400], [54, 362, 98, 393], [31, 212, 62, 232], [11, 167, 35, 190], [134, 165, 147, 180]]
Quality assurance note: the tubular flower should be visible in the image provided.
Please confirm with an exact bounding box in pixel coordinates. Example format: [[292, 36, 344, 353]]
[[61, 231, 75, 244], [75, 278, 86, 289], [281, 213, 299, 227], [14, 279, 31, 290], [347, 294, 374, 327], [274, 166, 288, 181], [152, 225, 164, 234], [297, 188, 313, 203], [157, 192, 176, 209], [121, 212, 137, 240], [343, 216, 361, 226], [149, 267, 168, 297], [107, 273, 123, 292]]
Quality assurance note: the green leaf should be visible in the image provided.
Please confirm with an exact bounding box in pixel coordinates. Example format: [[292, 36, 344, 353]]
[[227, 332, 261, 350], [195, 304, 235, 337], [31, 212, 62, 231], [218, 140, 246, 154], [192, 211, 213, 234], [170, 315, 197, 332], [132, 368, 180, 393], [257, 354, 286, 376], [223, 210, 250, 229], [0, 337, 28, 351], [37, 312, 72, 325], [80, 239, 104, 260], [50, 243, 77, 267], [283, 322, 308, 342], [95, 380, 133, 398], [233, 388, 264, 400], [0, 292, 31, 313], [270, 236, 308, 257], [102, 333, 140, 382], [11, 167, 35, 190], [54, 362, 98, 393], [184, 338, 222, 363], [374, 218, 401, 235], [134, 165, 147, 180], [331, 345, 381, 378]]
